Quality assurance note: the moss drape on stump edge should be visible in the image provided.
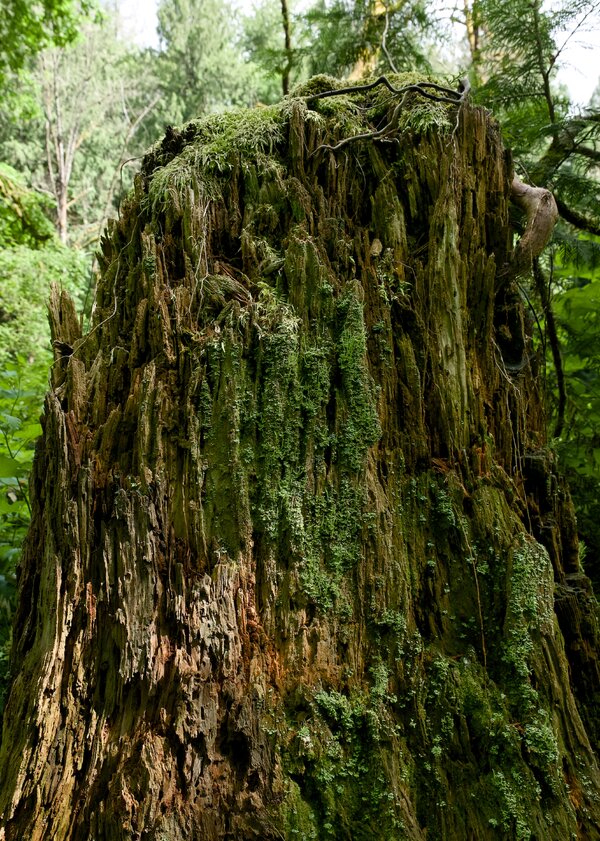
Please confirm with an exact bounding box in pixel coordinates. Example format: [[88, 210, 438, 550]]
[[1, 76, 599, 840]]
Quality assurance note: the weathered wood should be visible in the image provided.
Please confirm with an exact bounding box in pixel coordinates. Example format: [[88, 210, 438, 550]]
[[509, 176, 559, 276], [0, 77, 599, 840]]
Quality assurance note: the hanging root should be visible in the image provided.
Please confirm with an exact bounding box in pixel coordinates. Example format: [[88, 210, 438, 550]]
[[510, 177, 559, 276]]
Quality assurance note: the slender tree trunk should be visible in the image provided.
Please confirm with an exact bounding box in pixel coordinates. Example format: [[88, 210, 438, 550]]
[[41, 51, 76, 244], [280, 0, 292, 96], [55, 184, 69, 243], [1, 81, 600, 840]]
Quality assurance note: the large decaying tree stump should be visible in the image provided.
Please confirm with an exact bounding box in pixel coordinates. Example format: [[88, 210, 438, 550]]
[[1, 74, 599, 840]]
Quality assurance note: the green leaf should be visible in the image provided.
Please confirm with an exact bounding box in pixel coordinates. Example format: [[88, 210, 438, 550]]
[[0, 455, 22, 479], [0, 414, 21, 432]]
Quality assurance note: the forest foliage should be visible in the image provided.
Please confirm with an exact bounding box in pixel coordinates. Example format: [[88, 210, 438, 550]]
[[0, 0, 599, 706]]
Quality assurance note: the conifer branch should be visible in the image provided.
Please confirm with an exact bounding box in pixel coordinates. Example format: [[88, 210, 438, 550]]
[[555, 196, 600, 236]]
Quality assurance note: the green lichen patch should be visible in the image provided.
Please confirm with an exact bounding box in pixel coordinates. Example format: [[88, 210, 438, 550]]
[[280, 680, 411, 841]]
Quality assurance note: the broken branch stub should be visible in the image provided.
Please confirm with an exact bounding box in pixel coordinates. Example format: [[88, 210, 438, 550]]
[[510, 176, 559, 275]]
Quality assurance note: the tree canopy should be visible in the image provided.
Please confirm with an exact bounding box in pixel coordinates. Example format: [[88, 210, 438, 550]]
[[0, 0, 97, 82]]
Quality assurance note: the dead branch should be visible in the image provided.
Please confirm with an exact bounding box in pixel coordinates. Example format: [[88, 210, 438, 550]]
[[510, 176, 559, 276], [533, 258, 566, 439], [381, 1, 399, 74], [305, 75, 467, 105]]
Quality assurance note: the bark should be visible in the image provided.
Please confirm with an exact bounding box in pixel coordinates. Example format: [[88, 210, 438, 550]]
[[1, 76, 600, 840], [509, 176, 559, 277]]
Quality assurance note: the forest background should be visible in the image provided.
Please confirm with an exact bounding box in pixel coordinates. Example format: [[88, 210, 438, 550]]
[[0, 0, 599, 709]]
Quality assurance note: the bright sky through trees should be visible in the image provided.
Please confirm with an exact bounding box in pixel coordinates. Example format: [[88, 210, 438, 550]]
[[118, 0, 600, 106]]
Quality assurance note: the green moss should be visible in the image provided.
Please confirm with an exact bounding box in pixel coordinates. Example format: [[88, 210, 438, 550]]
[[142, 73, 460, 232], [254, 303, 302, 540], [502, 535, 554, 697], [189, 106, 284, 170], [290, 75, 346, 99], [336, 290, 381, 472], [282, 779, 320, 839], [300, 344, 331, 421], [300, 480, 368, 613], [490, 769, 536, 840], [281, 683, 409, 840]]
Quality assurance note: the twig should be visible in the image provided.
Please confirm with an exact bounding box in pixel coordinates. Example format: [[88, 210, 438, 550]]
[[381, 1, 398, 74], [553, 0, 600, 70], [555, 195, 600, 236], [314, 97, 407, 153]]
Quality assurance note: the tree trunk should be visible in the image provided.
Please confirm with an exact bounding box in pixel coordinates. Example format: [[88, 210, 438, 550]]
[[1, 76, 600, 840], [280, 0, 292, 97]]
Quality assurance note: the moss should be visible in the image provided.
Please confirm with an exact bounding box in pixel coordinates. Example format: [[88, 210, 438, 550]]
[[300, 480, 368, 613], [336, 290, 381, 472], [281, 778, 320, 839], [281, 683, 410, 840], [254, 303, 302, 541], [500, 535, 554, 705], [294, 72, 456, 135], [418, 656, 547, 838]]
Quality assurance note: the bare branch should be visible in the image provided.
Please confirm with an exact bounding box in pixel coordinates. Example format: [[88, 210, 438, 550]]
[[305, 75, 464, 104], [95, 95, 161, 242], [533, 258, 566, 439], [553, 1, 600, 68]]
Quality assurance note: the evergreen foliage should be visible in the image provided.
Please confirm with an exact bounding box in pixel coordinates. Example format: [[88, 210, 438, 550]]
[[301, 0, 433, 77], [156, 0, 262, 122]]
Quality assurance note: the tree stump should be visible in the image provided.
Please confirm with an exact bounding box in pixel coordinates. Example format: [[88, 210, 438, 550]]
[[1, 75, 599, 840]]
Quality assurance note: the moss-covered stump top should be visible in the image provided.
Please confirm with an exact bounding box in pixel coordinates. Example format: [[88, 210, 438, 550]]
[[1, 75, 600, 841]]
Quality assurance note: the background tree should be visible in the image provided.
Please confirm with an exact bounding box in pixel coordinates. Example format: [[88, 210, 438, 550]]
[[0, 0, 96, 83], [241, 0, 294, 103], [155, 0, 260, 123], [301, 0, 433, 77], [0, 13, 160, 245]]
